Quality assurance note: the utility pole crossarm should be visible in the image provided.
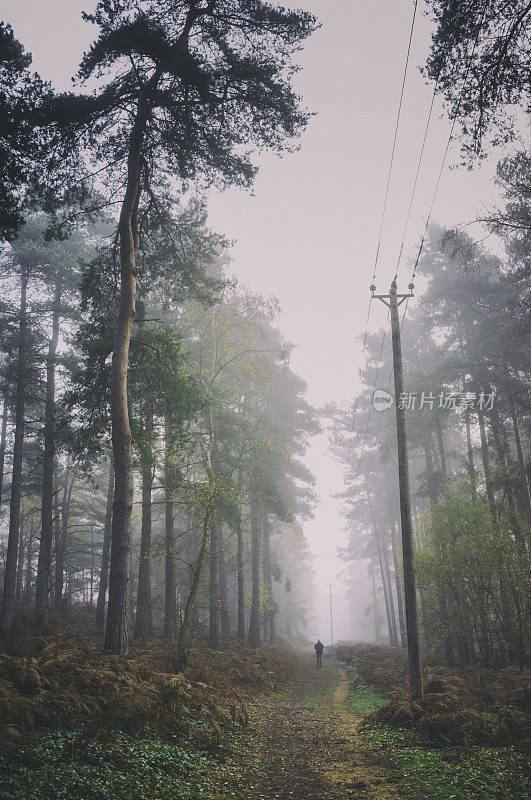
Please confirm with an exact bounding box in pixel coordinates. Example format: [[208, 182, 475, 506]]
[[371, 281, 414, 309]]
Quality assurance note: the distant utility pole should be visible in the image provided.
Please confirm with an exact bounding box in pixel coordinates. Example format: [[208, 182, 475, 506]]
[[371, 280, 423, 700], [328, 584, 334, 646]]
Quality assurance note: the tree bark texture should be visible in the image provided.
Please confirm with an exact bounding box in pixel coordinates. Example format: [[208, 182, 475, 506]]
[[435, 413, 449, 484], [36, 282, 62, 628], [1, 264, 28, 641], [262, 513, 277, 644], [54, 471, 73, 614], [464, 405, 477, 499], [375, 527, 398, 647], [135, 447, 153, 641], [424, 429, 439, 507], [16, 516, 25, 603], [105, 83, 158, 654], [164, 403, 176, 642], [95, 460, 114, 630], [0, 392, 8, 509], [248, 481, 261, 648], [217, 524, 230, 639], [508, 388, 531, 531], [236, 508, 245, 640], [209, 521, 220, 649], [134, 392, 154, 641], [390, 524, 407, 648], [24, 523, 34, 604], [476, 402, 499, 529]]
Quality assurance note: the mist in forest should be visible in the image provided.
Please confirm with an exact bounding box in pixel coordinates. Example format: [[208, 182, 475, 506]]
[[0, 2, 530, 798], [0, 0, 529, 662]]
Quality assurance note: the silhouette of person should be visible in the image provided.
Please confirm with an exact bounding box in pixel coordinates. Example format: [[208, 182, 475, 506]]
[[314, 638, 324, 667]]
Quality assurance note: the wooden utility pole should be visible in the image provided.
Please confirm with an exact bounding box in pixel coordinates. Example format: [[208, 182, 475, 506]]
[[372, 280, 423, 700]]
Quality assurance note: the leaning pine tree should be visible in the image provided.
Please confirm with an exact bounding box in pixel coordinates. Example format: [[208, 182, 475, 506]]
[[45, 0, 317, 654]]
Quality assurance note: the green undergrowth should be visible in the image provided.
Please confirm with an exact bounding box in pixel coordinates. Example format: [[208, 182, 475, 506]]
[[0, 724, 244, 800], [365, 726, 530, 800], [337, 658, 530, 800], [338, 661, 389, 715]]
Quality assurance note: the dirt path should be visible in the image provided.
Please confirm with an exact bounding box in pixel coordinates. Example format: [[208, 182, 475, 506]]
[[229, 652, 400, 800]]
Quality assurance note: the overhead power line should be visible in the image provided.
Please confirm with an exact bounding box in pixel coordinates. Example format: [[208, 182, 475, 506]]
[[348, 0, 419, 461], [406, 3, 489, 291], [356, 5, 490, 489], [393, 80, 439, 283], [373, 0, 419, 287]]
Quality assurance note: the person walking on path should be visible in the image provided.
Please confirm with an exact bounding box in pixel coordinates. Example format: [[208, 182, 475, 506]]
[[314, 639, 324, 668]]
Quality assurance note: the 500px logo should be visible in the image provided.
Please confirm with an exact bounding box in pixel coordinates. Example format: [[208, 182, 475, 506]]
[[373, 389, 394, 410]]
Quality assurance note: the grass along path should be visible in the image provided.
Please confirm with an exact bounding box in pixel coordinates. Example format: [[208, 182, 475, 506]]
[[227, 652, 400, 800], [339, 657, 530, 800]]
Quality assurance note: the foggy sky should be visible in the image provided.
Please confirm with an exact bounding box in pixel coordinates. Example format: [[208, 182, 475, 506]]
[[3, 0, 514, 642]]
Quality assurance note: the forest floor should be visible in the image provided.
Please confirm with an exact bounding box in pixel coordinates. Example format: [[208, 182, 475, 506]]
[[1, 623, 529, 800]]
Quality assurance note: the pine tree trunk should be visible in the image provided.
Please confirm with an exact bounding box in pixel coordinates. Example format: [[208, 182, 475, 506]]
[[188, 512, 201, 633], [52, 470, 60, 595], [390, 524, 407, 648], [128, 547, 134, 627], [54, 466, 73, 611], [428, 427, 441, 472], [488, 402, 523, 538], [24, 523, 34, 604], [382, 536, 398, 644], [460, 379, 476, 500], [371, 565, 380, 643], [435, 413, 449, 484], [508, 388, 531, 530], [95, 460, 114, 630], [217, 523, 230, 640], [16, 515, 25, 603], [164, 404, 176, 642], [0, 392, 8, 509], [134, 404, 153, 641], [262, 513, 277, 644], [62, 575, 71, 619], [236, 507, 245, 640], [248, 481, 261, 648], [424, 428, 439, 507], [477, 402, 498, 528], [209, 521, 220, 649], [261, 514, 269, 643], [1, 264, 28, 641], [375, 528, 398, 646], [424, 431, 454, 663], [465, 404, 477, 499], [89, 529, 95, 606], [36, 283, 62, 628], [105, 83, 158, 655]]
